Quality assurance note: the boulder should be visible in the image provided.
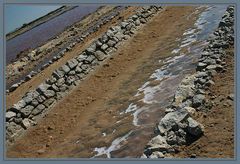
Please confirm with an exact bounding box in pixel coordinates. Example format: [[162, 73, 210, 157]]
[[60, 64, 71, 74], [94, 50, 107, 61], [52, 69, 65, 79], [6, 121, 23, 136], [36, 95, 46, 103], [66, 58, 78, 69], [56, 78, 65, 87], [187, 117, 204, 136], [6, 111, 16, 120], [166, 131, 178, 145], [147, 135, 167, 147], [22, 118, 31, 129], [75, 66, 83, 74], [196, 62, 207, 71], [22, 91, 39, 105], [101, 44, 108, 51], [101, 34, 109, 43], [158, 109, 189, 135], [192, 94, 205, 108], [10, 100, 26, 112], [107, 39, 116, 47], [31, 104, 45, 116], [135, 19, 141, 26], [43, 98, 56, 107], [36, 83, 51, 94], [20, 105, 34, 117]]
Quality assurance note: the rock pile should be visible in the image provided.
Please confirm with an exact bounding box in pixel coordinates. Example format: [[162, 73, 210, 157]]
[[142, 6, 234, 158], [6, 6, 163, 144]]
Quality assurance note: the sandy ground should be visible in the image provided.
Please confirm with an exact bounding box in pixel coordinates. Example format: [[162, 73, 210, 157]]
[[6, 6, 203, 158], [174, 47, 234, 158]]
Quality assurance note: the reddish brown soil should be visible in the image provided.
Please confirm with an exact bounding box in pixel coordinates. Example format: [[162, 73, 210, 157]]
[[6, 6, 201, 158], [175, 47, 235, 158]]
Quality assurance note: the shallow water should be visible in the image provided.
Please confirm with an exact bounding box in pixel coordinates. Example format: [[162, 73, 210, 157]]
[[6, 5, 100, 64], [93, 5, 228, 158]]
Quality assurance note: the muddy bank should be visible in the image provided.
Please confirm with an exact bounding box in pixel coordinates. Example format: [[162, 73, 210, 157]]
[[142, 6, 234, 159], [6, 6, 76, 41]]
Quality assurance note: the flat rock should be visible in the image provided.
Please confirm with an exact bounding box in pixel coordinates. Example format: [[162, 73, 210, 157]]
[[6, 111, 16, 120], [60, 64, 71, 74], [101, 44, 108, 51], [31, 104, 46, 116], [94, 50, 106, 61], [20, 105, 34, 117], [67, 58, 78, 69]]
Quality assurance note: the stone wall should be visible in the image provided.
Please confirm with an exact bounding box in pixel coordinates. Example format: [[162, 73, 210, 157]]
[[5, 6, 163, 144], [142, 6, 234, 158], [7, 6, 125, 93]]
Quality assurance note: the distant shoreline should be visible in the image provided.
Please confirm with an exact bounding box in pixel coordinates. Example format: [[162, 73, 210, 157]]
[[6, 5, 77, 41]]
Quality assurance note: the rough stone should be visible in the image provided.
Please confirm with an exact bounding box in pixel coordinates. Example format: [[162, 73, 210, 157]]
[[56, 78, 65, 87], [52, 69, 65, 79], [6, 122, 23, 136], [31, 104, 45, 116], [158, 109, 189, 135], [6, 111, 16, 120], [10, 100, 26, 112], [20, 105, 34, 117], [43, 98, 56, 107], [60, 64, 71, 74], [22, 118, 31, 129], [107, 39, 116, 47], [67, 58, 78, 69], [187, 117, 204, 136], [192, 94, 205, 108], [94, 50, 106, 61], [101, 44, 108, 51]]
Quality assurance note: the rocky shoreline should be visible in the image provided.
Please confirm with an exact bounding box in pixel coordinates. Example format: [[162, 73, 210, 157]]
[[6, 6, 163, 145], [142, 6, 234, 159]]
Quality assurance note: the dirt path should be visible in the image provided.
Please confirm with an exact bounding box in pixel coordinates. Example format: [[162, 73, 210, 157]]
[[7, 6, 201, 158], [175, 47, 234, 158]]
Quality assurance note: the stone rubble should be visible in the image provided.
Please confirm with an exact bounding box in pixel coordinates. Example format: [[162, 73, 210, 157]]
[[142, 6, 234, 158]]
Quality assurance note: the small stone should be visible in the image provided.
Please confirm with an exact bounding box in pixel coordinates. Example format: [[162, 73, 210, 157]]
[[227, 94, 234, 101], [9, 83, 19, 92]]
